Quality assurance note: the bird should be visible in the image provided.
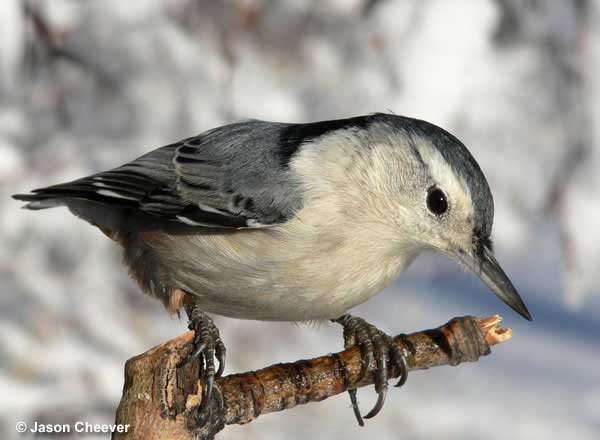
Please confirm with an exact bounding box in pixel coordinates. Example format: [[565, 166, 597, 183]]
[[13, 113, 532, 425]]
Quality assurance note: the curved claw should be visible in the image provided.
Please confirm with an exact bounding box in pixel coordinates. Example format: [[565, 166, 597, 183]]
[[348, 389, 365, 427], [203, 374, 214, 403], [334, 314, 409, 423], [364, 335, 389, 419], [394, 352, 409, 388], [183, 342, 207, 366], [215, 343, 226, 378], [363, 386, 387, 419], [216, 353, 226, 378], [182, 306, 226, 418]]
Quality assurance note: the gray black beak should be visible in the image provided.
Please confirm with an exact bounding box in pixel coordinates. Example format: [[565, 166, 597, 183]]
[[456, 244, 532, 321]]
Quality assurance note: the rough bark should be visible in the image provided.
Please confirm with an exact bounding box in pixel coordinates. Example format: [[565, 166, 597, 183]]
[[113, 315, 511, 440]]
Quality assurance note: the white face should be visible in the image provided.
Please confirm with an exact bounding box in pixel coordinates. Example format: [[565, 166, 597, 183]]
[[289, 125, 480, 255], [344, 133, 479, 258], [403, 136, 478, 255], [289, 120, 530, 320], [363, 128, 529, 320]]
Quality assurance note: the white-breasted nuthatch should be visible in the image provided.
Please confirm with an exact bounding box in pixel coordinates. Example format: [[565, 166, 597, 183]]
[[13, 113, 531, 424]]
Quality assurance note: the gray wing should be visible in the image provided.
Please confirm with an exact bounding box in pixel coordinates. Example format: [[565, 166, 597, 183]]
[[173, 120, 304, 226], [13, 120, 305, 229]]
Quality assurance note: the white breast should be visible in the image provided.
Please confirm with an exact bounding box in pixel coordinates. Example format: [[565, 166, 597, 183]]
[[164, 215, 417, 321], [159, 133, 422, 321]]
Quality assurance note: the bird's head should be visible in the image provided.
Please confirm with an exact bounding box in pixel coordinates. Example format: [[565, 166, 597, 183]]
[[354, 114, 532, 321]]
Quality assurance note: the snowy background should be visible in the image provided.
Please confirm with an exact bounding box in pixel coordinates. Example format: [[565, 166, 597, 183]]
[[1, 0, 599, 439]]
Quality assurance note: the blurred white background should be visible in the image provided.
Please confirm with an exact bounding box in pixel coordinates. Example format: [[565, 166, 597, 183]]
[[1, 0, 599, 439]]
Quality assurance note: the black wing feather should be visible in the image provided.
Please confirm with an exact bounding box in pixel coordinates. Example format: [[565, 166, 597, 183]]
[[13, 122, 305, 229]]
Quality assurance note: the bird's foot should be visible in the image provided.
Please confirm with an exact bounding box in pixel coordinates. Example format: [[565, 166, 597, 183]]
[[333, 314, 409, 426], [183, 305, 226, 419]]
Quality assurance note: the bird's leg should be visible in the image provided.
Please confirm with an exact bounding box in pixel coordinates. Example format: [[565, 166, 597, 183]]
[[182, 298, 226, 416], [333, 314, 409, 425]]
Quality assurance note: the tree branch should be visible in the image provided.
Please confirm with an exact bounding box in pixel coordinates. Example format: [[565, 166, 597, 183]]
[[113, 315, 511, 440]]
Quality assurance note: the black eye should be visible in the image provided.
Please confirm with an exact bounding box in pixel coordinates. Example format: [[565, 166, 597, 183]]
[[426, 187, 448, 216]]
